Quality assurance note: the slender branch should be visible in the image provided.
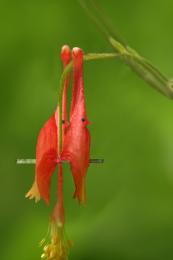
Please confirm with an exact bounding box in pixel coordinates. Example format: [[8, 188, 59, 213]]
[[78, 0, 173, 99], [77, 0, 109, 43], [89, 0, 126, 46], [58, 52, 119, 153]]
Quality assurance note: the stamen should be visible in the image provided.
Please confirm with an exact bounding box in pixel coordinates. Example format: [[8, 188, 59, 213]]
[[40, 218, 72, 260]]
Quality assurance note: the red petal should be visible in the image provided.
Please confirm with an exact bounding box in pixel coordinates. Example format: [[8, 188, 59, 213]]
[[35, 46, 71, 205], [62, 47, 91, 204], [36, 111, 58, 204]]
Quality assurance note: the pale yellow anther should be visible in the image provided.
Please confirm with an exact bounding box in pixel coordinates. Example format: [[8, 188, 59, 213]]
[[49, 248, 57, 259], [51, 236, 58, 245], [39, 239, 46, 247], [40, 220, 70, 260], [41, 253, 46, 259], [44, 245, 50, 253]]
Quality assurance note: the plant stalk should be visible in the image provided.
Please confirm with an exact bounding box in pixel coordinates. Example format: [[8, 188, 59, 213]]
[[78, 0, 173, 99]]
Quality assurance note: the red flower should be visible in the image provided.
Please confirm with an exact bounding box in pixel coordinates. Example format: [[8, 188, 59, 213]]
[[26, 46, 91, 260], [26, 46, 90, 205]]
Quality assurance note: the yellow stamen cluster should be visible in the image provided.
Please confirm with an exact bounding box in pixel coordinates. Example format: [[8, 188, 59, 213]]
[[40, 219, 72, 260]]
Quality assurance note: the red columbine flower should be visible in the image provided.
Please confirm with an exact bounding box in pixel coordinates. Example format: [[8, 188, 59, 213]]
[[26, 47, 91, 205], [25, 45, 90, 260]]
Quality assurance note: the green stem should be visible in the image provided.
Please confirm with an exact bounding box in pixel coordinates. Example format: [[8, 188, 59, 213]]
[[78, 0, 126, 46], [109, 37, 173, 98], [58, 52, 119, 153], [78, 0, 173, 98]]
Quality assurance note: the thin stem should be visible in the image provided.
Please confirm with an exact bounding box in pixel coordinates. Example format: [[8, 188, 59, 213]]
[[78, 0, 126, 46], [77, 0, 109, 43], [79, 0, 173, 99], [58, 52, 119, 153], [89, 0, 126, 46], [109, 38, 173, 98]]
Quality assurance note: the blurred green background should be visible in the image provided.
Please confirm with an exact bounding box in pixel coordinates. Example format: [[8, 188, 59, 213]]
[[1, 0, 173, 259]]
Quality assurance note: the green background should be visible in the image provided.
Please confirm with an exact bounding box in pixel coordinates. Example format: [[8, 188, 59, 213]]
[[1, 0, 173, 259]]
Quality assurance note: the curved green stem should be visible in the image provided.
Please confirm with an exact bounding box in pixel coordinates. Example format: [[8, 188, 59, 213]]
[[58, 52, 119, 153], [79, 0, 173, 99]]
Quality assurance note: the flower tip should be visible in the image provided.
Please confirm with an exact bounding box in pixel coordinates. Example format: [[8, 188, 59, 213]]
[[72, 47, 83, 57], [61, 45, 71, 62], [61, 44, 70, 51], [72, 48, 83, 67]]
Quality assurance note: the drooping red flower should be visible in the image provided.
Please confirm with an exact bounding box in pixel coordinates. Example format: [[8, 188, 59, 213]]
[[26, 46, 90, 206], [26, 46, 90, 260], [62, 48, 91, 204], [25, 45, 71, 205]]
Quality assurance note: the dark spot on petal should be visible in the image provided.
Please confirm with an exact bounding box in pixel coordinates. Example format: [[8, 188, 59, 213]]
[[62, 120, 65, 124], [81, 118, 85, 122]]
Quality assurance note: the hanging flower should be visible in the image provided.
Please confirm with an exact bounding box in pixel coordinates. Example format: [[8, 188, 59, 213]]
[[26, 47, 90, 205], [25, 45, 91, 260]]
